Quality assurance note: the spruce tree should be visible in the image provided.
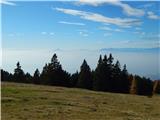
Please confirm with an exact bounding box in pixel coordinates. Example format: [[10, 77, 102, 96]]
[[13, 62, 25, 83], [93, 55, 110, 91], [1, 69, 12, 81], [70, 71, 79, 87], [33, 69, 40, 84], [107, 53, 114, 91], [102, 55, 110, 91], [121, 64, 130, 93], [93, 55, 104, 91], [25, 72, 32, 83], [135, 75, 153, 96], [40, 63, 49, 84], [112, 60, 121, 92], [77, 59, 92, 89], [108, 54, 114, 65], [156, 81, 160, 94], [50, 54, 62, 70], [40, 54, 70, 87]]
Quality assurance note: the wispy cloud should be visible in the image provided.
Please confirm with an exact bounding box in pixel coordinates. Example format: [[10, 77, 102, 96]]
[[99, 26, 112, 31], [77, 29, 88, 32], [79, 31, 89, 37], [58, 21, 85, 26], [41, 32, 47, 35], [41, 32, 55, 36], [55, 7, 142, 27], [147, 11, 160, 20], [49, 32, 55, 35], [0, 0, 16, 6], [99, 26, 124, 32], [77, 0, 145, 17]]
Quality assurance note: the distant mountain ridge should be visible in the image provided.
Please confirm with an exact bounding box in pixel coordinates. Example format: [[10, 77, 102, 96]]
[[100, 47, 160, 53]]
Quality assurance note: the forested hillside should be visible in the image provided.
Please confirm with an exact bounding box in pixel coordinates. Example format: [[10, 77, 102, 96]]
[[1, 53, 160, 96]]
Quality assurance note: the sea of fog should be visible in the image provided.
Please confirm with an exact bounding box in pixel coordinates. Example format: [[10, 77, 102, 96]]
[[2, 48, 160, 80]]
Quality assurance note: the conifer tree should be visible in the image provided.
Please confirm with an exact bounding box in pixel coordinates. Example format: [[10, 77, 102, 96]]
[[135, 75, 153, 96], [40, 54, 70, 87], [40, 63, 49, 84], [1, 53, 156, 96], [108, 54, 113, 64], [93, 54, 111, 91], [25, 72, 32, 83], [13, 62, 25, 83], [33, 69, 40, 84], [102, 55, 110, 91], [70, 71, 79, 87], [1, 69, 12, 81], [121, 64, 130, 93], [107, 53, 114, 91], [155, 81, 160, 94], [50, 54, 62, 70], [77, 59, 92, 89], [93, 55, 104, 91], [112, 60, 121, 92]]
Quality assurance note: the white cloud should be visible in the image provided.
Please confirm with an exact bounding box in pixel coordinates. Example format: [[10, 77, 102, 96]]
[[55, 7, 142, 27], [0, 0, 16, 6], [41, 32, 47, 35], [79, 32, 82, 34], [82, 34, 88, 37], [77, 29, 88, 32], [79, 31, 88, 37], [147, 11, 160, 20], [49, 32, 55, 35], [58, 21, 85, 26], [78, 29, 93, 36], [41, 32, 55, 36], [77, 0, 144, 17], [99, 26, 124, 32], [76, 0, 104, 6]]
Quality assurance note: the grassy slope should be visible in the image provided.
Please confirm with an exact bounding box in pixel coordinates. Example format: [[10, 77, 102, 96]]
[[2, 82, 160, 120]]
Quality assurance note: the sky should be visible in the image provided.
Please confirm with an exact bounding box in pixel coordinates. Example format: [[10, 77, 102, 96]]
[[1, 0, 160, 79]]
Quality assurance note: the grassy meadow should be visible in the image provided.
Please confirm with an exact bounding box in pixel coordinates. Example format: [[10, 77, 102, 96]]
[[1, 82, 160, 120]]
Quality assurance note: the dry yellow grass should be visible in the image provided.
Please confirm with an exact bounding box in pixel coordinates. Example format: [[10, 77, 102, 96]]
[[1, 82, 160, 120]]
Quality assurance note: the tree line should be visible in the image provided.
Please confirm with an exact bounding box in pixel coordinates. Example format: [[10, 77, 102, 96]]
[[1, 53, 160, 96]]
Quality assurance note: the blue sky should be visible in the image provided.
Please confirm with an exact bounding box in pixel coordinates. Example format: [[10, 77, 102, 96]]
[[1, 0, 160, 79], [2, 0, 160, 49]]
